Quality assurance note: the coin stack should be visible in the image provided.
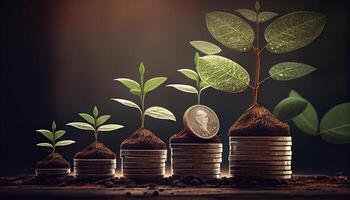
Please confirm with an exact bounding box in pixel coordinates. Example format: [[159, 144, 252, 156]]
[[120, 149, 167, 180], [35, 168, 70, 177], [74, 159, 116, 178], [229, 136, 292, 179]]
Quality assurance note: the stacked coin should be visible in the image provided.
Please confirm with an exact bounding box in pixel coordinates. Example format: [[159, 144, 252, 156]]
[[170, 143, 222, 179], [35, 168, 70, 177], [229, 136, 292, 179], [120, 149, 166, 180], [74, 159, 116, 178]]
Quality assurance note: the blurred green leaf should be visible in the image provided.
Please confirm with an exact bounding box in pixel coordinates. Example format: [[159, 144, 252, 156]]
[[269, 62, 316, 81], [111, 98, 141, 110], [51, 121, 56, 131], [54, 130, 66, 140], [236, 9, 256, 22], [55, 140, 76, 147], [93, 106, 99, 118], [144, 77, 167, 93], [139, 62, 145, 75], [167, 84, 198, 94], [258, 12, 278, 22], [66, 122, 95, 131], [194, 52, 200, 66], [177, 69, 199, 81], [145, 106, 176, 121], [79, 113, 95, 124], [36, 129, 53, 141], [96, 115, 111, 127], [273, 96, 308, 122], [255, 0, 260, 11], [97, 124, 124, 132], [189, 41, 221, 55], [36, 143, 53, 148], [206, 11, 254, 52], [129, 89, 141, 96], [114, 78, 141, 91]]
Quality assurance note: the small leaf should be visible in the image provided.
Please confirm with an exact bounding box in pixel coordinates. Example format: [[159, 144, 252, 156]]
[[145, 106, 176, 121], [197, 55, 250, 93], [166, 84, 198, 94], [130, 89, 141, 96], [206, 11, 254, 52], [54, 130, 66, 140], [236, 9, 256, 22], [258, 12, 278, 22], [114, 78, 141, 91], [66, 122, 95, 131], [36, 129, 53, 141], [269, 62, 316, 81], [139, 62, 145, 75], [273, 96, 308, 122], [189, 41, 221, 55], [265, 11, 326, 54], [96, 115, 111, 127], [51, 121, 56, 131], [93, 106, 99, 118], [320, 103, 350, 144], [36, 143, 53, 148], [55, 140, 76, 147], [78, 113, 95, 124], [97, 124, 124, 132], [255, 0, 260, 11], [111, 98, 141, 110], [194, 52, 200, 66], [177, 69, 199, 81], [289, 90, 319, 135], [144, 77, 167, 93]]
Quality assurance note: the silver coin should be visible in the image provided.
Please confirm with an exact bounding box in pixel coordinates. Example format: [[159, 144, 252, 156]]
[[120, 150, 167, 156], [229, 160, 292, 165], [230, 151, 292, 156], [229, 155, 292, 161], [230, 145, 291, 151], [74, 168, 115, 174], [122, 157, 167, 163], [171, 158, 222, 163], [121, 154, 167, 159], [171, 148, 223, 154], [172, 163, 221, 169], [230, 136, 291, 142], [74, 165, 116, 170], [74, 159, 116, 165], [183, 105, 220, 139], [171, 154, 222, 159], [170, 143, 222, 149], [173, 169, 221, 175], [230, 141, 292, 146], [122, 163, 165, 169]]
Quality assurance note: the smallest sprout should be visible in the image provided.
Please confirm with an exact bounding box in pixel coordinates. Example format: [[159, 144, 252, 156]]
[[36, 121, 75, 154]]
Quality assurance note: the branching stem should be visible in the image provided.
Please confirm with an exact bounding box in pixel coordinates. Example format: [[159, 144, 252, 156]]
[[140, 74, 146, 128], [252, 9, 261, 106]]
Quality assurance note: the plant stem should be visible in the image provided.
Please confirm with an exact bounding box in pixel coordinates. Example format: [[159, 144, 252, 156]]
[[140, 74, 145, 128], [252, 8, 261, 106], [52, 131, 56, 154], [94, 130, 98, 143], [197, 79, 201, 105]]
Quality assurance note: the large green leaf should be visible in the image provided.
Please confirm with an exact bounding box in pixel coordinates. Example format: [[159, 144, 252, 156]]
[[36, 129, 53, 141], [54, 130, 66, 140], [36, 143, 53, 148], [258, 12, 278, 23], [114, 78, 141, 91], [189, 41, 221, 55], [66, 122, 95, 131], [166, 84, 198, 94], [97, 124, 124, 132], [269, 62, 316, 81], [320, 103, 350, 144], [144, 77, 167, 93], [197, 55, 250, 93], [206, 11, 254, 52], [145, 106, 176, 121], [96, 115, 111, 127], [55, 140, 76, 147], [78, 113, 95, 124], [236, 9, 256, 22], [265, 11, 326, 54], [273, 96, 308, 122], [111, 98, 141, 110], [289, 90, 319, 135], [177, 69, 199, 81]]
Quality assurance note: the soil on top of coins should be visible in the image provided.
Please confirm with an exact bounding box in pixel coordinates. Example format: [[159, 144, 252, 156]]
[[36, 153, 70, 169], [229, 105, 290, 136], [74, 142, 116, 159], [120, 128, 166, 150], [170, 129, 221, 144]]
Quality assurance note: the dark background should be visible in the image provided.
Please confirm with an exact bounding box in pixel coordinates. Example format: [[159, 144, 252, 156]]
[[1, 0, 349, 176]]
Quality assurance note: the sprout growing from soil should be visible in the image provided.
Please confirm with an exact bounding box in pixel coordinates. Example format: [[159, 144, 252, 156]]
[[274, 90, 350, 144], [36, 121, 75, 154], [67, 106, 124, 142], [191, 0, 325, 106], [112, 62, 176, 128], [166, 53, 210, 104]]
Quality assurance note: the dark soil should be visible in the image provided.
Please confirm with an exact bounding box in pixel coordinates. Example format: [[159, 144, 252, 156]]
[[170, 129, 221, 144], [75, 142, 116, 159], [120, 128, 166, 150], [36, 153, 70, 169], [229, 105, 290, 136]]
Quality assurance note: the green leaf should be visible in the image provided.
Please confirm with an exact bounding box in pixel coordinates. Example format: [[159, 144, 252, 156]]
[[93, 106, 99, 118], [36, 129, 53, 141], [130, 89, 141, 96], [55, 140, 76, 147], [54, 130, 66, 140], [144, 77, 167, 93], [139, 62, 145, 76], [289, 90, 319, 135], [114, 78, 141, 91], [66, 122, 95, 131], [269, 62, 316, 81], [145, 106, 176, 121], [96, 115, 111, 127], [111, 98, 141, 110], [206, 11, 254, 52], [189, 41, 221, 55], [166, 84, 198, 94], [194, 52, 200, 66], [177, 69, 199, 81], [97, 124, 124, 132], [258, 12, 278, 22], [78, 113, 95, 124], [200, 82, 210, 91], [273, 96, 308, 122], [36, 143, 53, 148], [236, 9, 256, 22], [265, 11, 326, 54], [320, 103, 350, 144], [197, 55, 250, 93], [51, 121, 56, 131], [255, 0, 260, 11]]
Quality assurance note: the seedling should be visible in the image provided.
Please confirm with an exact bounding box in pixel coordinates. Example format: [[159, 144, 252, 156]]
[[190, 0, 325, 106], [274, 90, 350, 144], [36, 121, 75, 154], [112, 62, 176, 128], [67, 106, 124, 142], [166, 53, 210, 104]]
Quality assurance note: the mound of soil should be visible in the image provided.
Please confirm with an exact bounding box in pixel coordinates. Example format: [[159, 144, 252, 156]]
[[36, 153, 70, 169], [170, 129, 221, 143], [120, 128, 166, 150], [74, 142, 116, 159], [229, 105, 290, 136]]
